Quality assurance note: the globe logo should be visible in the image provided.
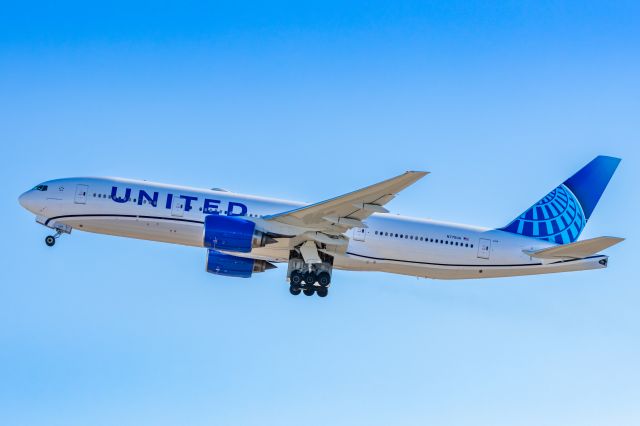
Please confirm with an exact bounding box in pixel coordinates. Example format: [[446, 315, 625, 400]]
[[505, 184, 585, 244]]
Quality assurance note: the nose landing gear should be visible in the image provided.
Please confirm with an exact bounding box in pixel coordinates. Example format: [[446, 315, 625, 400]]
[[45, 230, 64, 247], [38, 219, 72, 247]]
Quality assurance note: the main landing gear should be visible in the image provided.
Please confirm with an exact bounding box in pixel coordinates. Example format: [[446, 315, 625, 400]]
[[289, 270, 331, 297], [287, 246, 333, 298]]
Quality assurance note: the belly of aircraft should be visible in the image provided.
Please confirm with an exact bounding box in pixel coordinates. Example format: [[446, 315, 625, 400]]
[[57, 216, 204, 247]]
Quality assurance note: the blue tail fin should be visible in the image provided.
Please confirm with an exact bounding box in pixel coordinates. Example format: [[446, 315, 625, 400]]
[[500, 156, 621, 244]]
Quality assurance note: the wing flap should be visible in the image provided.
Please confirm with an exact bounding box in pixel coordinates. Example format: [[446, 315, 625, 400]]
[[524, 236, 624, 260]]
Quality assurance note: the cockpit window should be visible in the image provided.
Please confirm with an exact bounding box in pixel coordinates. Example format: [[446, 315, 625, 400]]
[[33, 185, 48, 191]]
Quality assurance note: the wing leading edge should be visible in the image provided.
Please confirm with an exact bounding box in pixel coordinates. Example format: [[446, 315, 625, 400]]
[[263, 171, 428, 235]]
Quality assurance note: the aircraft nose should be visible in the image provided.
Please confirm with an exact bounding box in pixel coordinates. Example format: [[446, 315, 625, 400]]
[[18, 191, 35, 212]]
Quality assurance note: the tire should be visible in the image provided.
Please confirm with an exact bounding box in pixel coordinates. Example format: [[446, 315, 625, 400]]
[[45, 236, 56, 247], [317, 272, 331, 287], [290, 271, 303, 286], [316, 287, 328, 298], [303, 288, 315, 296], [304, 272, 316, 285], [289, 285, 302, 296]]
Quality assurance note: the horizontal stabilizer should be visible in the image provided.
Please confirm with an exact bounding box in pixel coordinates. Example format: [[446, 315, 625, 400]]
[[524, 236, 624, 260]]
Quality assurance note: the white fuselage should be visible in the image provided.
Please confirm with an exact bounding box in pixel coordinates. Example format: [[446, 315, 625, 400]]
[[19, 177, 608, 279]]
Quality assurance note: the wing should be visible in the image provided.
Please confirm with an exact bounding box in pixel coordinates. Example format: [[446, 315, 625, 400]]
[[524, 236, 624, 260], [263, 171, 428, 235]]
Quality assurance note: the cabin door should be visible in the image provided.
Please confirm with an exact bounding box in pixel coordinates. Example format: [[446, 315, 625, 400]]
[[74, 184, 88, 204], [477, 238, 491, 259], [171, 196, 185, 217]]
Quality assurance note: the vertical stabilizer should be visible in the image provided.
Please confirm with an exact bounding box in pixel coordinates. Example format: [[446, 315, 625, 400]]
[[500, 156, 621, 244]]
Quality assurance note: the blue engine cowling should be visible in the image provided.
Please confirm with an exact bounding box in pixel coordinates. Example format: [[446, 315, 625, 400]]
[[206, 249, 275, 278], [203, 215, 269, 253]]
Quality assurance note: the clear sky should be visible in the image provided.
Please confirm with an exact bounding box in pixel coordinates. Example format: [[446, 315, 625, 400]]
[[1, 1, 639, 425]]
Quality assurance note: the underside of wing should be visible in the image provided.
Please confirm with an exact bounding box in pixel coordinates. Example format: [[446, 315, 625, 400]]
[[524, 236, 624, 260], [263, 171, 428, 235]]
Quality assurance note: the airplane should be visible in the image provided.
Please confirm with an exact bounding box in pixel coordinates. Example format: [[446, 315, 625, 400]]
[[18, 155, 623, 297]]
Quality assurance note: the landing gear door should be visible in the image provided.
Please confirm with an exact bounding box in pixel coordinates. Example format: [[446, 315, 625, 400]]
[[353, 227, 366, 242], [74, 184, 88, 204], [171, 197, 185, 217], [477, 238, 491, 259]]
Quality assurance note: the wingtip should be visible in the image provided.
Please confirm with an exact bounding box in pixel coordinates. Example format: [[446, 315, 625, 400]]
[[406, 170, 430, 176]]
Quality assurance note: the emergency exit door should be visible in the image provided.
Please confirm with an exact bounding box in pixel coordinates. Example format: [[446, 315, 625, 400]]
[[353, 228, 366, 242], [74, 184, 88, 204]]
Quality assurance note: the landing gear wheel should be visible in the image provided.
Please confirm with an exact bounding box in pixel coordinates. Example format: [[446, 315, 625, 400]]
[[303, 288, 315, 296], [289, 285, 302, 296], [304, 272, 316, 285], [290, 271, 303, 286], [316, 287, 328, 298], [317, 272, 331, 287], [45, 235, 56, 247]]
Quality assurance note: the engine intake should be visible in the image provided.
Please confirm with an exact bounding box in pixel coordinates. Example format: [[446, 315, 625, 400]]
[[206, 249, 276, 278], [203, 215, 273, 253]]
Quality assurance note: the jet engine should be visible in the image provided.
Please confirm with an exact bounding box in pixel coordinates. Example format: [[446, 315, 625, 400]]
[[206, 249, 276, 278], [203, 215, 275, 253]]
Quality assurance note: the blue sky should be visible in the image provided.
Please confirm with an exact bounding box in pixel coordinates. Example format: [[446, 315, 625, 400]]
[[1, 1, 639, 425]]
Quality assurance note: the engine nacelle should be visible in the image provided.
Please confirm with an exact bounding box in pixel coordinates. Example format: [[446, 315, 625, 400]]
[[203, 215, 271, 253], [206, 249, 275, 278]]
